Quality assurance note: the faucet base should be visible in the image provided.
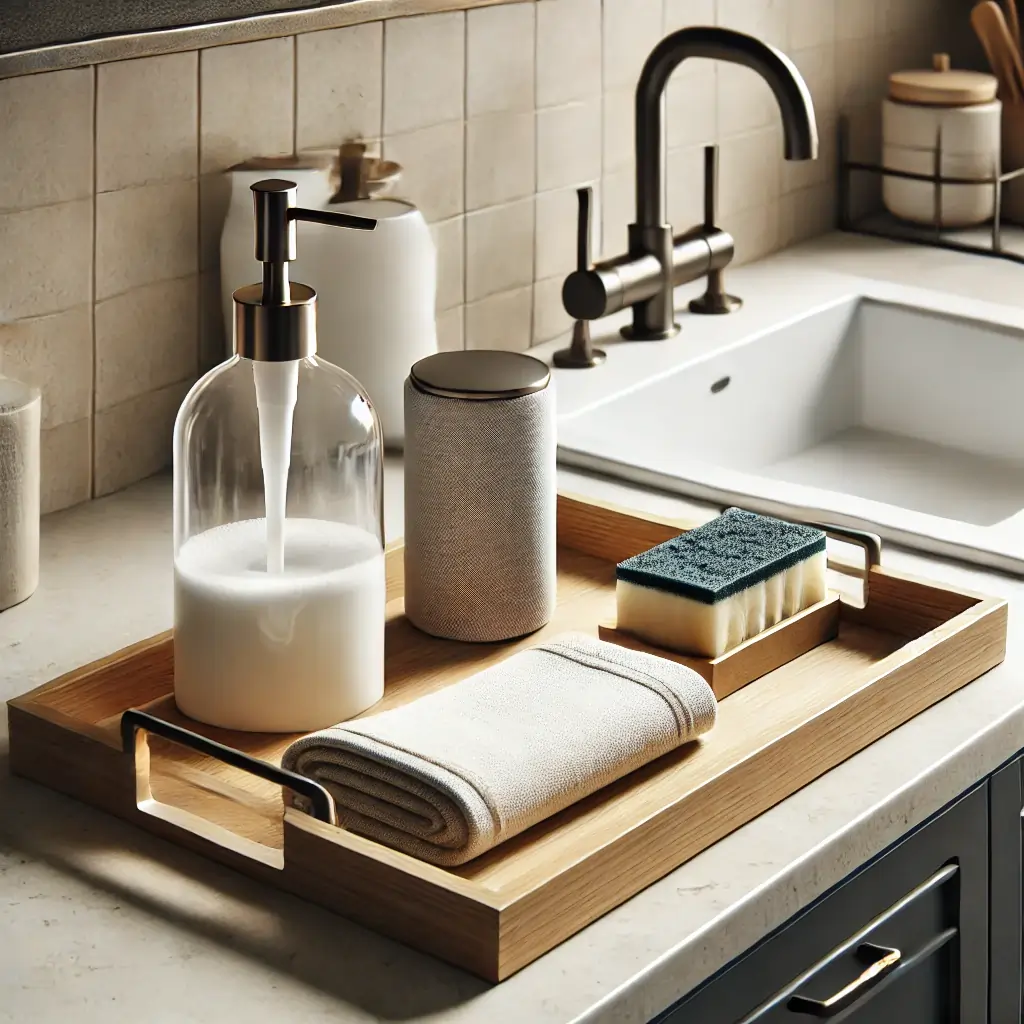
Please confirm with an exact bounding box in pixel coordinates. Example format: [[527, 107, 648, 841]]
[[553, 319, 607, 369], [689, 291, 742, 315], [553, 345, 607, 368], [620, 322, 680, 341]]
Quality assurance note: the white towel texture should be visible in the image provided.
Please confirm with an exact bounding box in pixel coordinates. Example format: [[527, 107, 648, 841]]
[[282, 632, 717, 866]]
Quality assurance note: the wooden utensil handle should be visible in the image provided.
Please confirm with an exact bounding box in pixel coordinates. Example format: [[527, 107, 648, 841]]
[[973, 0, 1024, 103], [1007, 0, 1022, 58]]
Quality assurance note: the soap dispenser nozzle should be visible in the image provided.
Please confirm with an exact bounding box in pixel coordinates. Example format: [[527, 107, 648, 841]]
[[234, 178, 377, 362]]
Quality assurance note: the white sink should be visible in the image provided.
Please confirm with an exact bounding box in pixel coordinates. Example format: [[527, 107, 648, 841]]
[[558, 297, 1024, 574]]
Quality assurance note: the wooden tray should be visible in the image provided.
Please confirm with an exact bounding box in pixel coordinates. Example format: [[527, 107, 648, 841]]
[[7, 495, 1008, 982]]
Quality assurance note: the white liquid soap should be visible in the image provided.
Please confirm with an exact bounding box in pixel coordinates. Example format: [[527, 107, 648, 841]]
[[174, 517, 385, 733], [253, 359, 299, 574]]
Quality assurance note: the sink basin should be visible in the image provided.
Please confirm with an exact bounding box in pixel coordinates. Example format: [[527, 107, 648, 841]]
[[558, 297, 1024, 574]]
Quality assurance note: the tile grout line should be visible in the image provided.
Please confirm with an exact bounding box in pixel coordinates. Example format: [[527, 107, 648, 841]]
[[530, 0, 541, 347], [195, 48, 203, 378], [461, 9, 469, 348], [89, 63, 99, 501], [599, 0, 608, 259], [292, 34, 299, 155], [377, 19, 386, 151]]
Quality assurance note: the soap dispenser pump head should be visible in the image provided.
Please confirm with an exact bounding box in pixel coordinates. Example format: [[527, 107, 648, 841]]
[[233, 178, 376, 362]]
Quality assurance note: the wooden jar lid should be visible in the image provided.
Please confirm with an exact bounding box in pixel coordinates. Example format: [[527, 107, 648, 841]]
[[889, 53, 998, 106]]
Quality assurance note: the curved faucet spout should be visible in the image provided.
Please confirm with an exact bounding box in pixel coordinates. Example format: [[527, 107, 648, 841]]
[[635, 26, 818, 228]]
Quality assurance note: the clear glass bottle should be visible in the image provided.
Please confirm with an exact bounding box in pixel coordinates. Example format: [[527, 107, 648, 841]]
[[172, 179, 385, 733]]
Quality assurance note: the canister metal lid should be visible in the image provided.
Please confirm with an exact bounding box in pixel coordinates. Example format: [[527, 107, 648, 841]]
[[410, 351, 551, 401]]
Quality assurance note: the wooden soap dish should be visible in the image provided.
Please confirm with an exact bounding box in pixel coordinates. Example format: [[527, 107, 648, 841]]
[[599, 595, 842, 700], [600, 515, 887, 699]]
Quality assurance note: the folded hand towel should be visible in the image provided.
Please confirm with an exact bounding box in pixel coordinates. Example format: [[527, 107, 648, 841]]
[[282, 632, 717, 866]]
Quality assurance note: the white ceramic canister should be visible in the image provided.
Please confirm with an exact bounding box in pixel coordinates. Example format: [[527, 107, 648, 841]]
[[0, 377, 40, 612], [882, 54, 1000, 227], [305, 197, 437, 448], [220, 158, 334, 351]]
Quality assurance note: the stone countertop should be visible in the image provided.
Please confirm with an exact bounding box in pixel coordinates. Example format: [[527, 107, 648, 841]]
[[3, 234, 1024, 1023]]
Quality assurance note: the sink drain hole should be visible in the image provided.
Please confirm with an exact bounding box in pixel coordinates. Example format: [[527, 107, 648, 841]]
[[710, 376, 731, 394]]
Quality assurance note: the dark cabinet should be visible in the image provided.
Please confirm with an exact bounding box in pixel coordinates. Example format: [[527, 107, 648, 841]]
[[655, 783, 989, 1023], [749, 862, 961, 1022], [989, 758, 1023, 1023]]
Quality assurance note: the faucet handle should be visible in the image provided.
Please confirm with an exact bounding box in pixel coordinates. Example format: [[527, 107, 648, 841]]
[[689, 144, 742, 315], [553, 186, 607, 369], [701, 144, 718, 230], [575, 185, 593, 270]]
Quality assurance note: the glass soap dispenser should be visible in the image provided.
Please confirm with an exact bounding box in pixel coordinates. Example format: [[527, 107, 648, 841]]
[[173, 179, 385, 733]]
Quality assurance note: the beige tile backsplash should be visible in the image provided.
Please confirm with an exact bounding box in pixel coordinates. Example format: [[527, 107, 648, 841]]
[[465, 196, 535, 301], [95, 179, 198, 297], [200, 38, 294, 174], [536, 0, 603, 106], [536, 99, 602, 192], [40, 419, 92, 513], [383, 12, 465, 135], [296, 23, 383, 149], [435, 305, 465, 351], [94, 276, 198, 410], [0, 68, 93, 211], [467, 3, 536, 116], [465, 285, 534, 350], [97, 52, 198, 190], [93, 380, 191, 498], [431, 216, 466, 312], [465, 110, 536, 210], [603, 0, 664, 91], [0, 0, 954, 513], [0, 307, 92, 430], [382, 120, 465, 222], [0, 200, 92, 319]]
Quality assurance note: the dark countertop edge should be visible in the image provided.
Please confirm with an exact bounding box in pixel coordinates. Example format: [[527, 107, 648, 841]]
[[0, 0, 507, 79]]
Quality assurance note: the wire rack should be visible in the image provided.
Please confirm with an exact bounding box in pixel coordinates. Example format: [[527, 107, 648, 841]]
[[838, 115, 1024, 264]]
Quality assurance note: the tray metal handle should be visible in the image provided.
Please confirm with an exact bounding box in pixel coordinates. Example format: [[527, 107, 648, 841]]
[[718, 507, 883, 606], [804, 521, 882, 608], [121, 709, 337, 825]]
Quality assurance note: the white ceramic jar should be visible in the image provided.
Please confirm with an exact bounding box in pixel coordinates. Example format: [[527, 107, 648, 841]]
[[0, 377, 40, 612], [305, 197, 437, 449], [882, 54, 1000, 227]]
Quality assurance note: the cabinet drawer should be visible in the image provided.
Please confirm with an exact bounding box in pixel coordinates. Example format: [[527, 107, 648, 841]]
[[655, 784, 987, 1024], [745, 863, 957, 1021]]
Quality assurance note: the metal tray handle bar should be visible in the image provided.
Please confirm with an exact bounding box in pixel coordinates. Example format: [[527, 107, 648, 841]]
[[719, 506, 882, 605], [120, 708, 337, 825]]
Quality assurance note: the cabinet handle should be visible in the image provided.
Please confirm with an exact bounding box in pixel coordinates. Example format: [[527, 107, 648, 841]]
[[786, 942, 901, 1017]]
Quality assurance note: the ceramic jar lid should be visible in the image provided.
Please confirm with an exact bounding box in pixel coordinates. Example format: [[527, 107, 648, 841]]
[[889, 53, 999, 106]]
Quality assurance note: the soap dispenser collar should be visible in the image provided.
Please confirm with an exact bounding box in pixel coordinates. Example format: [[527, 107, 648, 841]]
[[234, 178, 376, 362]]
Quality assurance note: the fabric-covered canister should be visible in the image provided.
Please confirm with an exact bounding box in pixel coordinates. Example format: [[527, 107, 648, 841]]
[[403, 351, 556, 642]]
